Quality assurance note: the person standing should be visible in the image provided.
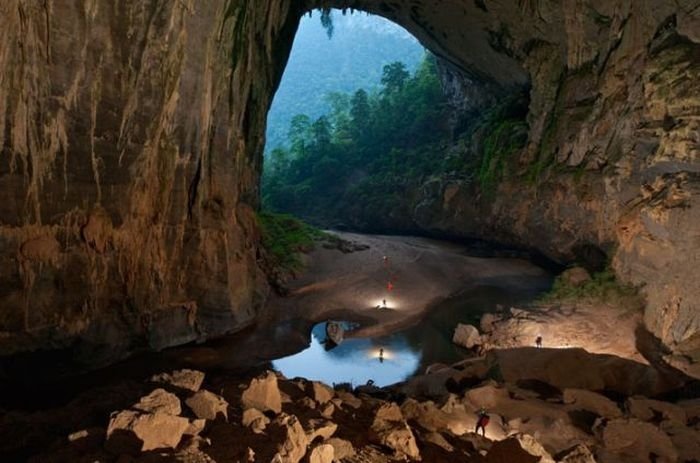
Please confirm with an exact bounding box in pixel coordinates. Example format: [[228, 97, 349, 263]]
[[475, 408, 490, 437]]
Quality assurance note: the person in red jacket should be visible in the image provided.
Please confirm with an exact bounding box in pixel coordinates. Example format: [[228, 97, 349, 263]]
[[475, 407, 490, 437]]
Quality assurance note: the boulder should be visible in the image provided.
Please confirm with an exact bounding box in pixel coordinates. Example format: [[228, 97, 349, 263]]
[[67, 429, 90, 442], [270, 414, 308, 463], [559, 267, 591, 287], [601, 418, 677, 463], [453, 324, 482, 349], [563, 389, 622, 419], [485, 438, 540, 463], [320, 402, 335, 418], [186, 390, 229, 421], [325, 437, 356, 460], [106, 409, 189, 453], [289, 379, 307, 392], [557, 444, 597, 463], [184, 418, 206, 436], [422, 431, 454, 451], [510, 308, 528, 318], [489, 348, 681, 396], [331, 398, 344, 410], [626, 396, 686, 425], [662, 422, 700, 462], [150, 369, 205, 392], [241, 371, 282, 414], [678, 398, 700, 422], [512, 433, 555, 463], [68, 427, 104, 443], [441, 393, 468, 414], [355, 381, 383, 396], [480, 313, 500, 333], [66, 427, 105, 452], [308, 444, 334, 463], [369, 418, 421, 461], [304, 418, 338, 442], [336, 391, 362, 409], [133, 389, 181, 415], [309, 381, 334, 405], [399, 367, 453, 398], [299, 397, 317, 409], [373, 402, 404, 423], [401, 399, 464, 435], [369, 402, 420, 460], [465, 384, 509, 409], [242, 408, 270, 434], [459, 432, 493, 454]]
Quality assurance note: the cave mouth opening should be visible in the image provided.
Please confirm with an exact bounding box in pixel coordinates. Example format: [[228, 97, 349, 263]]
[[261, 8, 531, 237]]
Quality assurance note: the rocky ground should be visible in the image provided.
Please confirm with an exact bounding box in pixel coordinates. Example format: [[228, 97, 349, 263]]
[[2, 237, 698, 462], [2, 342, 698, 463]]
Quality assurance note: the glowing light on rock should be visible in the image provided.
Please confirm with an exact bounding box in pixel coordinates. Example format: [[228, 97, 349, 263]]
[[372, 298, 398, 310], [368, 348, 394, 361]]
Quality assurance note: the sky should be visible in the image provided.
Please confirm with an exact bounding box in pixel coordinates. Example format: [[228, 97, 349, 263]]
[[265, 10, 425, 152]]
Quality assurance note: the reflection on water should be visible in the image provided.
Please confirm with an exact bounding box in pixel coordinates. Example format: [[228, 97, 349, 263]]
[[273, 284, 549, 387], [273, 322, 421, 387]]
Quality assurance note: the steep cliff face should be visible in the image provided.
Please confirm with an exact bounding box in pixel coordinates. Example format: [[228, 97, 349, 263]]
[[305, 1, 700, 371], [414, 3, 700, 363], [0, 0, 299, 366], [1, 1, 699, 373]]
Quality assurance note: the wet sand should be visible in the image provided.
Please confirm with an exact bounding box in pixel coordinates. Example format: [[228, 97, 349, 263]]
[[172, 232, 552, 370], [270, 232, 551, 336]]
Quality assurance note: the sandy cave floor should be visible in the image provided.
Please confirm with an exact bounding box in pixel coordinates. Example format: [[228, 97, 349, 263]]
[[177, 232, 647, 372]]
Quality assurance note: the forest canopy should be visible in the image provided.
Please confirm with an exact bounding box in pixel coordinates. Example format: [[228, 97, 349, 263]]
[[262, 54, 451, 227]]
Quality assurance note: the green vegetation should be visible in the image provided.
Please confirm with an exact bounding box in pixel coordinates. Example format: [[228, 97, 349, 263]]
[[263, 54, 449, 227], [540, 268, 644, 309], [264, 50, 532, 229], [257, 211, 326, 273], [471, 94, 529, 194], [266, 11, 424, 152]]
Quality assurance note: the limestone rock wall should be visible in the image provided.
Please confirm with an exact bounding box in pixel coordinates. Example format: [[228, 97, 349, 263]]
[[307, 1, 700, 366], [0, 0, 299, 365], [1, 0, 699, 371], [438, 3, 700, 366]]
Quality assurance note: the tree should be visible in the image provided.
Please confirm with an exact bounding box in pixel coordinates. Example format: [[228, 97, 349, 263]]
[[288, 114, 311, 158], [262, 53, 454, 226], [268, 147, 290, 174], [381, 61, 410, 95], [311, 116, 332, 150], [350, 89, 371, 139]]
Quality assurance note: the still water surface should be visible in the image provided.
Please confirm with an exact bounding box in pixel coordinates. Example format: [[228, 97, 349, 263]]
[[273, 284, 549, 387]]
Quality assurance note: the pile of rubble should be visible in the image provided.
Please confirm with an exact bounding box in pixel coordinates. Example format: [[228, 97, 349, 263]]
[[5, 347, 699, 462]]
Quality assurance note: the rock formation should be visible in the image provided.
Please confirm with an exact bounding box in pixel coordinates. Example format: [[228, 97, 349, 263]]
[[316, 0, 700, 374], [6, 356, 699, 462], [0, 0, 299, 365], [1, 1, 699, 372]]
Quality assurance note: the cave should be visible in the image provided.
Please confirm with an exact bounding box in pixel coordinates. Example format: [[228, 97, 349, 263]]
[[1, 1, 699, 460]]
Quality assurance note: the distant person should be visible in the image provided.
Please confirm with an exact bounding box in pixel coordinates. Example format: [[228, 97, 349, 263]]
[[382, 299, 387, 308], [379, 348, 384, 363], [536, 336, 543, 348], [475, 408, 490, 437]]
